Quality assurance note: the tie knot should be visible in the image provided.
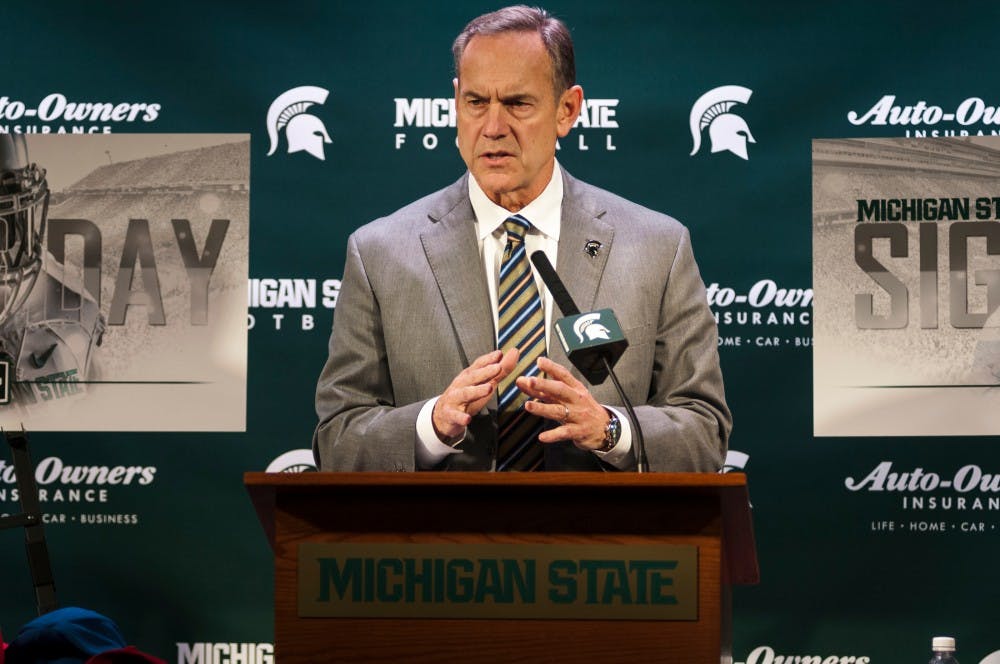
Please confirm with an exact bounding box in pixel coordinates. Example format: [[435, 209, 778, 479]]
[[503, 215, 531, 244]]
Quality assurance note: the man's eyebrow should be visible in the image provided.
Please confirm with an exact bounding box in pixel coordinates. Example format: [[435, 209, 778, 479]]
[[460, 90, 537, 103], [499, 93, 536, 104]]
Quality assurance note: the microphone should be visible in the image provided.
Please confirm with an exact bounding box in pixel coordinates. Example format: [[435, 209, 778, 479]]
[[531, 251, 628, 385], [529, 251, 648, 472], [530, 250, 580, 317], [529, 251, 626, 385]]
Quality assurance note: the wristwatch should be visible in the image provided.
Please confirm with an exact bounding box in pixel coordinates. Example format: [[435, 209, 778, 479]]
[[596, 411, 621, 453]]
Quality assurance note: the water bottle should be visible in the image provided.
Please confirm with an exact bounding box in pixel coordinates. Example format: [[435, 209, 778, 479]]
[[929, 636, 959, 664]]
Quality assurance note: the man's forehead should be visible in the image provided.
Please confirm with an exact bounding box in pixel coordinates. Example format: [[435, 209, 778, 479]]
[[457, 30, 553, 84]]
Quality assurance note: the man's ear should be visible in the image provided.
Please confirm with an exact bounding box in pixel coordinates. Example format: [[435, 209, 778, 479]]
[[556, 85, 584, 138]]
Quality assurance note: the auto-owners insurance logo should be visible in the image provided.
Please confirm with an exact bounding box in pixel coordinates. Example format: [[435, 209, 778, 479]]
[[0, 93, 160, 134], [848, 94, 1000, 137]]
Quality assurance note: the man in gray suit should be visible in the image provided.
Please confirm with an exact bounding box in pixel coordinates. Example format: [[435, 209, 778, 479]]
[[314, 6, 731, 472]]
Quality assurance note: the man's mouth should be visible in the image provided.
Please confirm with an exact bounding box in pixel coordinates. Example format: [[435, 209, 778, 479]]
[[481, 151, 513, 161]]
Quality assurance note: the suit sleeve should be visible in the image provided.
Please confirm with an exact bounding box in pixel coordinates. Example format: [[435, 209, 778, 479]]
[[636, 227, 731, 472], [312, 233, 424, 471]]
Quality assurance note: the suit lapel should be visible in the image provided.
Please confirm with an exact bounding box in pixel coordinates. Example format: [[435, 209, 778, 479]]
[[550, 173, 614, 367], [418, 171, 613, 373], [421, 177, 496, 367]]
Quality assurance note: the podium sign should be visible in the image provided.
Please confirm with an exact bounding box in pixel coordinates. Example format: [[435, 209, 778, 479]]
[[246, 471, 758, 663], [298, 541, 697, 620]]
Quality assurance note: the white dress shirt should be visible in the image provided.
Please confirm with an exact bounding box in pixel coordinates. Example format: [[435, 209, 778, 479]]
[[415, 161, 632, 468]]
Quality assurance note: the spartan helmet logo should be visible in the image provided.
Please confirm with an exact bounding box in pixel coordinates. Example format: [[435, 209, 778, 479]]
[[689, 85, 755, 160], [266, 86, 333, 161], [265, 449, 318, 473], [573, 312, 612, 344]]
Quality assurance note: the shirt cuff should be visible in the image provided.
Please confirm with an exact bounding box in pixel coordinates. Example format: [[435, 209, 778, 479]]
[[415, 396, 465, 469], [591, 405, 632, 468]]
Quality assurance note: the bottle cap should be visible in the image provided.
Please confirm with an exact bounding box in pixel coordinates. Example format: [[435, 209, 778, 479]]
[[933, 637, 956, 651]]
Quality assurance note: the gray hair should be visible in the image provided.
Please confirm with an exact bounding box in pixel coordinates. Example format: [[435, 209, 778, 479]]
[[452, 5, 576, 96]]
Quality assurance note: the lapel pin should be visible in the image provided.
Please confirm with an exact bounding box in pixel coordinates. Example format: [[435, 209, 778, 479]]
[[584, 240, 602, 258]]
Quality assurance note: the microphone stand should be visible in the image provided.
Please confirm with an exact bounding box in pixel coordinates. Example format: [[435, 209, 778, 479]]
[[528, 251, 648, 472], [601, 356, 649, 473]]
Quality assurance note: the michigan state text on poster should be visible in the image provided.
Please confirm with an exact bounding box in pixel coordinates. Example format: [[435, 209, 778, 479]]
[[0, 134, 248, 431], [813, 137, 1000, 436]]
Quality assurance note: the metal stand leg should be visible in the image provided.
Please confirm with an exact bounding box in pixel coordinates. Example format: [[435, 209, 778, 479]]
[[0, 429, 58, 615], [720, 583, 733, 664]]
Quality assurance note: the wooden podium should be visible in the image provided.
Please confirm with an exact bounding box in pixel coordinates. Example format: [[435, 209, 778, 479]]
[[245, 472, 757, 664]]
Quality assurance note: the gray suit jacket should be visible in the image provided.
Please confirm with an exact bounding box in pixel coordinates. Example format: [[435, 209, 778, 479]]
[[313, 170, 731, 472]]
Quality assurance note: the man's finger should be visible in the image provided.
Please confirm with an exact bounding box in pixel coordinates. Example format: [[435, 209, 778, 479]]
[[432, 401, 473, 441], [460, 362, 503, 388], [537, 356, 585, 388], [523, 398, 568, 422], [517, 374, 574, 403], [470, 349, 503, 368], [454, 382, 493, 406], [495, 347, 520, 379], [442, 407, 472, 428], [538, 423, 577, 444]]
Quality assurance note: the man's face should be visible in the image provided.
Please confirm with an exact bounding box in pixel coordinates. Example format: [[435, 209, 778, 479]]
[[455, 31, 582, 212]]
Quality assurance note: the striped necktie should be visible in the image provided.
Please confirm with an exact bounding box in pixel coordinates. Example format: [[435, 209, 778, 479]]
[[496, 214, 546, 471]]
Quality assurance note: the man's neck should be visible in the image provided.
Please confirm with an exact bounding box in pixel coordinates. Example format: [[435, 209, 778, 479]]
[[481, 162, 556, 212], [469, 161, 563, 233]]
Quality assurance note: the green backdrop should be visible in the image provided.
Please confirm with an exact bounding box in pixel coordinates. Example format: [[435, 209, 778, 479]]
[[3, 1, 999, 662]]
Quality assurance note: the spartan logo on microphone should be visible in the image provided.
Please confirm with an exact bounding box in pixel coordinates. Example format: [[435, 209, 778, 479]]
[[554, 309, 628, 385], [689, 85, 755, 161], [266, 86, 332, 161], [573, 312, 612, 343]]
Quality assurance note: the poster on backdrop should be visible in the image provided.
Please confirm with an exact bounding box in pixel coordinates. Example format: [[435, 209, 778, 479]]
[[0, 134, 248, 431], [813, 136, 1000, 436]]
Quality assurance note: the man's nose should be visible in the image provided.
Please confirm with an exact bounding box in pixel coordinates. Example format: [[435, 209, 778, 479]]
[[483, 102, 508, 138]]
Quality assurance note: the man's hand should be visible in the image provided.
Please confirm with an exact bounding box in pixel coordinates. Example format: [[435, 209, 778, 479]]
[[432, 349, 519, 442], [519, 356, 610, 450]]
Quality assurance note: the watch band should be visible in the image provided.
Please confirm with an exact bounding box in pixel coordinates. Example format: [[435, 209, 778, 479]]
[[596, 411, 621, 453]]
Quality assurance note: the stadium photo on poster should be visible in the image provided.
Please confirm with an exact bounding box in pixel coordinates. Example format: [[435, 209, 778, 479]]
[[813, 137, 1000, 436], [0, 134, 248, 431]]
